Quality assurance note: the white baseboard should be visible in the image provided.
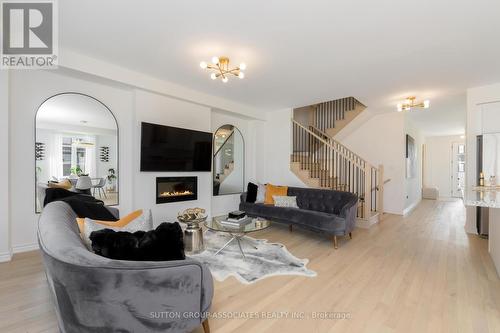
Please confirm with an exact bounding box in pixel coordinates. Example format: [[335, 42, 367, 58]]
[[356, 213, 380, 229], [12, 243, 39, 254], [403, 199, 421, 217], [0, 251, 12, 263], [383, 209, 403, 216]]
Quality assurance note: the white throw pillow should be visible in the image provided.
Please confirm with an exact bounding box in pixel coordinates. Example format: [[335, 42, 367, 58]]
[[82, 209, 154, 249], [273, 195, 299, 208], [255, 183, 266, 203]]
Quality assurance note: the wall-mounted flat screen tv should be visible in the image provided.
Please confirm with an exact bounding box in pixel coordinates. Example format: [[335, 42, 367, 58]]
[[140, 122, 212, 172]]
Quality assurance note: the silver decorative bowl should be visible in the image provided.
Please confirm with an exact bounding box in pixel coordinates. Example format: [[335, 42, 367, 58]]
[[177, 215, 207, 225]]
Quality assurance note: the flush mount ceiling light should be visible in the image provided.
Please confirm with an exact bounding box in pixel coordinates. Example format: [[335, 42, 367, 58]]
[[72, 139, 95, 147], [397, 96, 430, 112], [199, 56, 246, 83]]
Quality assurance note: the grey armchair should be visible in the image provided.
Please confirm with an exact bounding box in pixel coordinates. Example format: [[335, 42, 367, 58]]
[[37, 201, 213, 333]]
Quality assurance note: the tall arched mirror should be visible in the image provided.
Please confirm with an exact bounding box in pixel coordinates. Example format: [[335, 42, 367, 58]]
[[213, 125, 244, 196], [35, 93, 119, 212]]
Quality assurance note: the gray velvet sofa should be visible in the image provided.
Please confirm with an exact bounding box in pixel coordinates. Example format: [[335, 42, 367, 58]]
[[37, 201, 213, 333], [239, 187, 358, 248]]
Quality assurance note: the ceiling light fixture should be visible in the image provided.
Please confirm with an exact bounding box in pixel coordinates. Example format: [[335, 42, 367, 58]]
[[200, 56, 246, 83], [397, 96, 430, 112], [72, 139, 95, 147]]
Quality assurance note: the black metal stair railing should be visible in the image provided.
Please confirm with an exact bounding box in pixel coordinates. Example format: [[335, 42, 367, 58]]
[[291, 119, 382, 219]]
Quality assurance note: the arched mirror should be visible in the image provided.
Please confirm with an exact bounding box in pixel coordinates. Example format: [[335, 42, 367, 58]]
[[213, 125, 244, 196], [35, 93, 119, 212]]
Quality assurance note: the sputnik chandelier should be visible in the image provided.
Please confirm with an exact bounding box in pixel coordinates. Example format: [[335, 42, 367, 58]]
[[397, 96, 430, 112], [199, 56, 246, 83]]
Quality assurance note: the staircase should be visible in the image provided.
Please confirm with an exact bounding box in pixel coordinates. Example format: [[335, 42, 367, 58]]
[[314, 96, 366, 137], [215, 161, 234, 183], [214, 131, 235, 185], [291, 97, 384, 223]]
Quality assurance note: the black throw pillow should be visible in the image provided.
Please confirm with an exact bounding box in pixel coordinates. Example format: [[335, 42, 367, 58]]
[[90, 230, 145, 260], [246, 182, 258, 203], [61, 196, 117, 221], [44, 188, 117, 221], [44, 187, 98, 206], [89, 222, 185, 261]]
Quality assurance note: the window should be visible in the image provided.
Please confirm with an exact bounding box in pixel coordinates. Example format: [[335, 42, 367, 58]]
[[62, 137, 73, 176], [61, 136, 91, 176], [76, 147, 86, 172]]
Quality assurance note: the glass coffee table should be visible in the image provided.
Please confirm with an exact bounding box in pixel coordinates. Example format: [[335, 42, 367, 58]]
[[205, 216, 271, 259]]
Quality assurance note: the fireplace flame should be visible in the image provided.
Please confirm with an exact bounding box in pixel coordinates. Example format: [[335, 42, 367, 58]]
[[159, 190, 194, 197]]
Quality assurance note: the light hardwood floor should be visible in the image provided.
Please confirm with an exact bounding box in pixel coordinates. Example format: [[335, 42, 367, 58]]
[[2, 199, 500, 333]]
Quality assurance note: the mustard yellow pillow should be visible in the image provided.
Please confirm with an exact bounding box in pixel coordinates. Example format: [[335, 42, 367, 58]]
[[76, 209, 143, 235], [48, 179, 72, 190], [264, 184, 288, 205]]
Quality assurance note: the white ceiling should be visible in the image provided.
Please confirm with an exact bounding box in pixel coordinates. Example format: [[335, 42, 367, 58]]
[[36, 94, 117, 130], [59, 0, 500, 134], [406, 93, 466, 137]]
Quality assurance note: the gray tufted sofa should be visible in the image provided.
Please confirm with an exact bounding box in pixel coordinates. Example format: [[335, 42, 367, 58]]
[[38, 201, 213, 333], [239, 187, 358, 248]]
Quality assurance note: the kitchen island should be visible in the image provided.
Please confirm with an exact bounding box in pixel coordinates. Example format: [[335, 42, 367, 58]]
[[465, 187, 500, 276]]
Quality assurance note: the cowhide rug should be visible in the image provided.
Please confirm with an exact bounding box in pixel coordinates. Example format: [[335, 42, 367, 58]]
[[190, 230, 317, 284]]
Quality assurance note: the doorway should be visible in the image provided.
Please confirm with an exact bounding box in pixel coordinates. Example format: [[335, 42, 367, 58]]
[[451, 142, 466, 197]]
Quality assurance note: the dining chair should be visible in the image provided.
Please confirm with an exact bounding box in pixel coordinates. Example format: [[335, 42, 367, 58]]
[[92, 177, 107, 198], [75, 176, 93, 195]]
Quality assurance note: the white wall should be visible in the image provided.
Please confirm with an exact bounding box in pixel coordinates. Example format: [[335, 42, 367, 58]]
[[404, 117, 424, 214], [133, 90, 214, 224], [260, 108, 410, 215], [5, 68, 265, 254], [0, 71, 11, 261], [95, 134, 118, 180], [424, 135, 465, 198], [260, 108, 306, 187], [9, 69, 135, 251], [341, 112, 406, 215]]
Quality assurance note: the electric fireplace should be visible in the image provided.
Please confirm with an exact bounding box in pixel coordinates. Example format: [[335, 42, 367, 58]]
[[156, 177, 197, 204]]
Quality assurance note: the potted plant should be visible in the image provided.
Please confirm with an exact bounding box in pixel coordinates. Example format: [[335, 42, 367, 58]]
[[107, 168, 117, 192], [70, 166, 83, 177]]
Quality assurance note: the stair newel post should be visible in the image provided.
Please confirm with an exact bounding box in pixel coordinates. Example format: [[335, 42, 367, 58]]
[[292, 120, 295, 161], [307, 130, 310, 171], [363, 163, 372, 219], [312, 133, 316, 178], [377, 164, 384, 216]]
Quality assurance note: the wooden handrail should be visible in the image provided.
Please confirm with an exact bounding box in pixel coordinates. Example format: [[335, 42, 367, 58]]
[[213, 130, 234, 157], [372, 178, 391, 191], [292, 120, 366, 170], [291, 118, 386, 218], [309, 125, 368, 165]]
